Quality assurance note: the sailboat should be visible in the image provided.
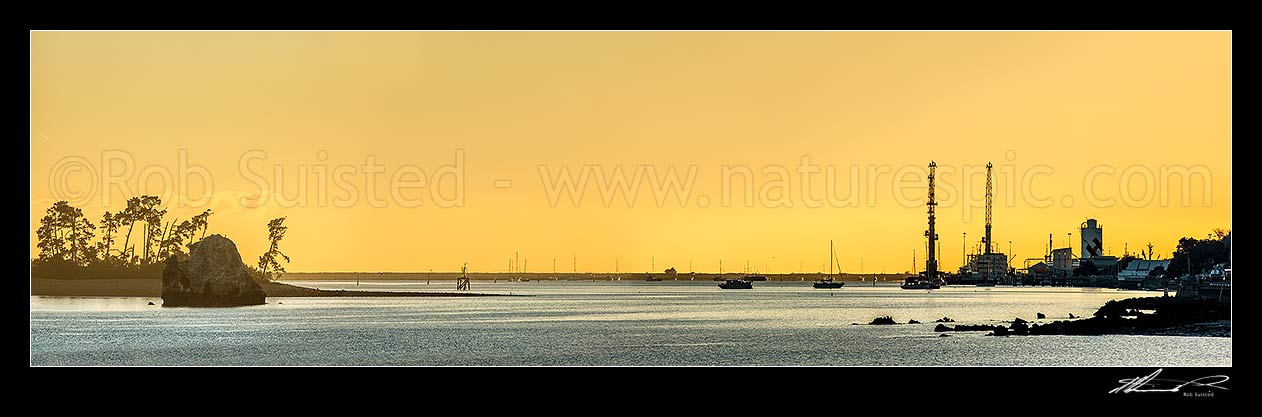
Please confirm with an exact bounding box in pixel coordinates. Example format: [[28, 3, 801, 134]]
[[814, 240, 845, 289]]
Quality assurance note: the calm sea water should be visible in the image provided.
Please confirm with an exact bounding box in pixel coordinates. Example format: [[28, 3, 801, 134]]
[[30, 280, 1231, 366]]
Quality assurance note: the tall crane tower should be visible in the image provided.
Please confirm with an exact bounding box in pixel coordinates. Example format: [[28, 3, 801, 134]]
[[924, 161, 939, 279], [973, 162, 1008, 282], [984, 162, 993, 254]]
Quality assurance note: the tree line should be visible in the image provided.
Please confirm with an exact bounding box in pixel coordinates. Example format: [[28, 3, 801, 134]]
[[1164, 228, 1231, 278], [1073, 228, 1230, 278], [33, 196, 289, 280]]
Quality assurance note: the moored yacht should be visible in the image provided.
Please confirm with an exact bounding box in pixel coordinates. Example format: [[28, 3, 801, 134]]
[[814, 239, 846, 289]]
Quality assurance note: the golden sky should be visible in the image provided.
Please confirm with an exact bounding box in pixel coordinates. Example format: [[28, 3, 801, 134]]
[[30, 31, 1231, 273]]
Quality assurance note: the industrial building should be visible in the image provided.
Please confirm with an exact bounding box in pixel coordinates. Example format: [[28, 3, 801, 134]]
[[1051, 247, 1073, 275], [1016, 218, 1135, 286], [1119, 259, 1171, 281], [974, 253, 1009, 280], [1081, 219, 1103, 257], [1078, 218, 1118, 275]]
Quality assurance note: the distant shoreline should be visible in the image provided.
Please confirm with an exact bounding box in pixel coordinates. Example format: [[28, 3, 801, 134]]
[[280, 272, 906, 282], [30, 278, 512, 298]]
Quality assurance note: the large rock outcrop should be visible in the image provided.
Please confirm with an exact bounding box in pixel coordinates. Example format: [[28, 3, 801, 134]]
[[162, 235, 266, 307]]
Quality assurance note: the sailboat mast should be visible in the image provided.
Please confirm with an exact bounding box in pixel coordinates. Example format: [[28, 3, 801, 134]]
[[829, 240, 833, 278]]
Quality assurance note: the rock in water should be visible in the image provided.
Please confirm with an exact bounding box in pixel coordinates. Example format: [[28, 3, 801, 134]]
[[162, 235, 266, 307], [869, 316, 898, 325]]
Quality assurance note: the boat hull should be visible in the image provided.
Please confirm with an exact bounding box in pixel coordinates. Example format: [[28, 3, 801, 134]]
[[813, 281, 844, 289]]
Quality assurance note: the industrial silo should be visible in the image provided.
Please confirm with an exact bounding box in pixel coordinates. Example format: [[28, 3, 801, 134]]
[[1081, 219, 1103, 258]]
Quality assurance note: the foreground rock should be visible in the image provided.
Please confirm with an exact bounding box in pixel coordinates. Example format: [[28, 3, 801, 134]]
[[927, 297, 1230, 337], [987, 296, 1230, 337], [162, 235, 266, 307], [1010, 318, 1030, 335]]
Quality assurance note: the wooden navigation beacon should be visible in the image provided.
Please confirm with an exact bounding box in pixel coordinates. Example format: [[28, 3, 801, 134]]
[[457, 263, 470, 291]]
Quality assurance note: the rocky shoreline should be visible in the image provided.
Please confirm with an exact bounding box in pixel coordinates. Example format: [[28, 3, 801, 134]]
[[930, 296, 1230, 337]]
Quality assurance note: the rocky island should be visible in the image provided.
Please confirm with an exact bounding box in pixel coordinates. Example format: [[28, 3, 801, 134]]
[[162, 235, 267, 307]]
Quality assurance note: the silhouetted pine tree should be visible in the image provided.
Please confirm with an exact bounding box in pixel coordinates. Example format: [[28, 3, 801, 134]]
[[257, 217, 290, 281]]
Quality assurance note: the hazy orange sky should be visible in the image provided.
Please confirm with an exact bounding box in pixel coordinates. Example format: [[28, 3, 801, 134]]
[[30, 31, 1231, 273]]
